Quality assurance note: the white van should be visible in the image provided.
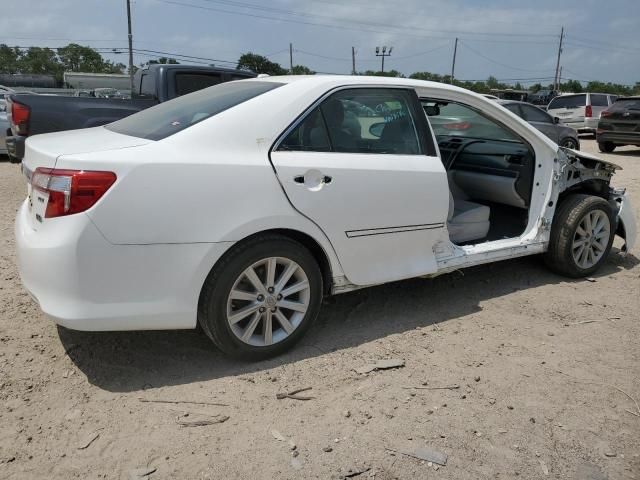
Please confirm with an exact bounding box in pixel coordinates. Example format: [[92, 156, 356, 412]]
[[547, 93, 617, 133]]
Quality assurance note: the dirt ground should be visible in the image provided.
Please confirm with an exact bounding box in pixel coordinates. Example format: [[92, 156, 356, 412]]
[[0, 139, 638, 480]]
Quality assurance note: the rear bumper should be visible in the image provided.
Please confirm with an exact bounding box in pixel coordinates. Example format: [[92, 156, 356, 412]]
[[584, 117, 599, 130], [597, 130, 640, 146], [6, 135, 25, 161], [15, 201, 233, 331]]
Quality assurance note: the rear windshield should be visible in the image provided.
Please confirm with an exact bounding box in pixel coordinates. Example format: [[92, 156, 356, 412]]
[[548, 94, 586, 110], [609, 98, 640, 111], [106, 80, 282, 140]]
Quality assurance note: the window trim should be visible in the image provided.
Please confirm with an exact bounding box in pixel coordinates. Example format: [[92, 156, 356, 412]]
[[272, 85, 437, 156]]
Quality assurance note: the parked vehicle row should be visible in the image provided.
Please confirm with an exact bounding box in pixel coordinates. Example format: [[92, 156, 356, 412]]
[[596, 96, 640, 152], [4, 64, 256, 162], [15, 76, 636, 359]]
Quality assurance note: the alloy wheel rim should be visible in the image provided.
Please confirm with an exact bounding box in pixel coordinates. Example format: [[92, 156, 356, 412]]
[[571, 209, 610, 269], [564, 139, 578, 149], [226, 257, 310, 346]]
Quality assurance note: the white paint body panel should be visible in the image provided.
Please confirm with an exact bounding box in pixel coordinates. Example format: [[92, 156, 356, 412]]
[[13, 75, 636, 331], [271, 151, 449, 285]]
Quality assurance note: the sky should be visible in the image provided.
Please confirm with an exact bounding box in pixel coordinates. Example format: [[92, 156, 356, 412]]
[[1, 0, 639, 86]]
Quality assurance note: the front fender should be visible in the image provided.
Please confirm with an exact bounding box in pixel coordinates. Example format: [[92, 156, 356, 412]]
[[615, 192, 637, 253]]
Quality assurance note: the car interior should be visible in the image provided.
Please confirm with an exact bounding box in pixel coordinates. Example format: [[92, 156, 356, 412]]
[[421, 99, 535, 245]]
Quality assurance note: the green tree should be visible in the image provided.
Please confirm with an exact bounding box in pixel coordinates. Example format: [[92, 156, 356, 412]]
[[236, 53, 286, 75], [0, 44, 22, 74], [291, 64, 314, 75], [18, 47, 62, 79], [57, 44, 124, 74], [360, 69, 404, 77], [148, 57, 179, 65], [529, 83, 543, 93]]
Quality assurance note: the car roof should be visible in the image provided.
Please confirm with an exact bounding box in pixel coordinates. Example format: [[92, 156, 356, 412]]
[[251, 74, 472, 94]]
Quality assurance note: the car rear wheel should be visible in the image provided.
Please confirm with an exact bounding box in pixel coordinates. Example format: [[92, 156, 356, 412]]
[[544, 194, 615, 277], [198, 234, 323, 359], [598, 141, 615, 153], [560, 138, 579, 150]]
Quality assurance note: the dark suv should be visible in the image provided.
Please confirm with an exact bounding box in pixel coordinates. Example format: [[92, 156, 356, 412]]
[[596, 97, 640, 153]]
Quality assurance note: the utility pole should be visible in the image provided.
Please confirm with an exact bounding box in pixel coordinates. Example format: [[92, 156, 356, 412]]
[[553, 26, 564, 92], [289, 43, 293, 74], [375, 46, 392, 73], [351, 46, 356, 75], [450, 37, 458, 84], [126, 0, 134, 92]]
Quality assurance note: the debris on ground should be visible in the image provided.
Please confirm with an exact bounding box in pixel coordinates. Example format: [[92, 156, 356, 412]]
[[138, 398, 229, 407], [128, 467, 157, 480], [354, 359, 405, 374], [176, 414, 229, 427], [342, 466, 372, 478], [403, 384, 460, 390], [271, 429, 287, 442], [276, 386, 315, 400], [386, 446, 448, 466], [77, 431, 101, 450]]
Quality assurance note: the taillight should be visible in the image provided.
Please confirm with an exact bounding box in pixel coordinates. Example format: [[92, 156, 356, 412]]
[[9, 100, 30, 135], [600, 110, 612, 118], [31, 168, 116, 218], [443, 121, 472, 130], [585, 105, 592, 118]]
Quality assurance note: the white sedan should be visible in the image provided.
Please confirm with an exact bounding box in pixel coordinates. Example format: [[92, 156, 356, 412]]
[[15, 76, 636, 359]]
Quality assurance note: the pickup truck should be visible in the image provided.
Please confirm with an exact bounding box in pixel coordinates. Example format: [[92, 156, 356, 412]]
[[4, 64, 256, 162]]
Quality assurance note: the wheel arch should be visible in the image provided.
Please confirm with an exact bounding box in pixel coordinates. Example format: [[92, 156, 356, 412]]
[[200, 227, 338, 301]]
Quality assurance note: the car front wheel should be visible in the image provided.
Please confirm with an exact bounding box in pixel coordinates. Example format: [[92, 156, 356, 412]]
[[560, 137, 579, 150], [544, 194, 615, 277], [198, 234, 323, 359]]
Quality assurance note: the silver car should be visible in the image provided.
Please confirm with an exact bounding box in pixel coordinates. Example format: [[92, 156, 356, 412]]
[[498, 100, 580, 150], [547, 93, 617, 133]]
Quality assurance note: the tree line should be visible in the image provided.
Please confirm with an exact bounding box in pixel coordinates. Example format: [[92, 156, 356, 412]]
[[1, 44, 638, 96]]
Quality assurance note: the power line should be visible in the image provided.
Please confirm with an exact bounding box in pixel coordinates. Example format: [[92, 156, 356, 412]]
[[459, 40, 553, 74], [154, 0, 557, 43], [197, 0, 558, 38]]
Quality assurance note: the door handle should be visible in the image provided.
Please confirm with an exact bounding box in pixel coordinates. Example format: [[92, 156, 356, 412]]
[[293, 172, 332, 187]]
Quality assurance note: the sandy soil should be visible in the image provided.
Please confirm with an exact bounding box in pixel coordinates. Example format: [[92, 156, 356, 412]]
[[0, 139, 638, 480]]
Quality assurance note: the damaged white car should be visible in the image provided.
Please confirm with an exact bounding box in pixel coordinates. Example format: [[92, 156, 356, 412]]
[[15, 76, 636, 359]]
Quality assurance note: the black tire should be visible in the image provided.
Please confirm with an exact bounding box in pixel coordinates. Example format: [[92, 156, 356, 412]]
[[8, 154, 21, 164], [544, 194, 615, 278], [560, 137, 579, 150], [598, 141, 615, 153], [198, 234, 323, 360]]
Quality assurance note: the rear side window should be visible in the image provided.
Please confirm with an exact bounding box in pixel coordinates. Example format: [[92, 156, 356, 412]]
[[106, 81, 282, 140], [609, 98, 640, 111], [279, 88, 425, 155], [590, 94, 608, 107], [548, 94, 586, 110], [502, 103, 522, 118], [140, 73, 155, 97], [175, 73, 223, 96], [520, 104, 552, 123]]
